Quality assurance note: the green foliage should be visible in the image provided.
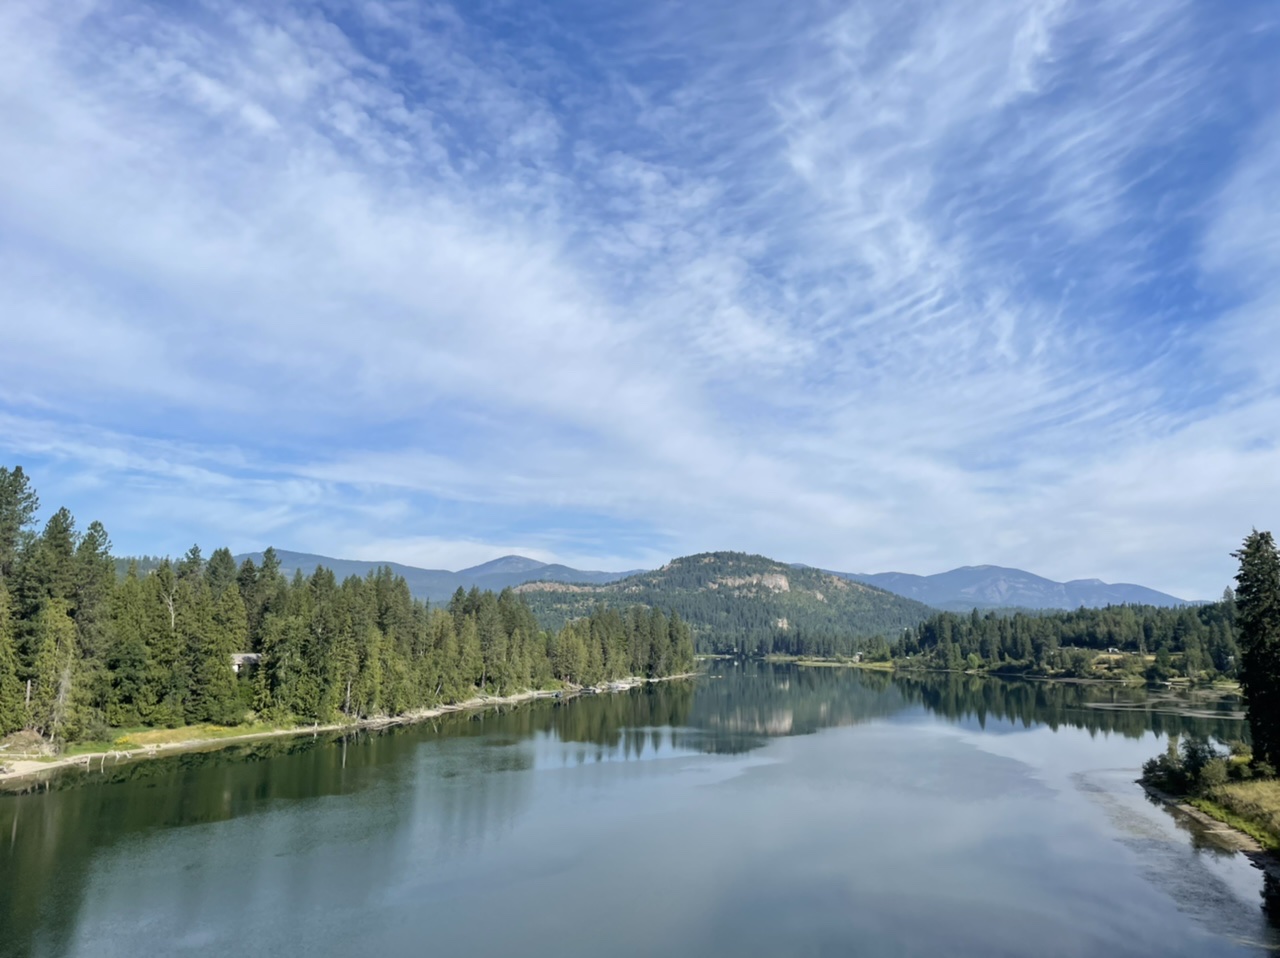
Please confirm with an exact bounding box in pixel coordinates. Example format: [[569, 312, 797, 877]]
[[1234, 530, 1280, 769], [521, 552, 934, 656], [0, 465, 38, 583], [895, 601, 1240, 679], [1141, 734, 1229, 796], [0, 466, 696, 745], [29, 600, 78, 739], [0, 583, 25, 734]]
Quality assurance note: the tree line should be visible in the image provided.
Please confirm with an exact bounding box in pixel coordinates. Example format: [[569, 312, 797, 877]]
[[887, 599, 1240, 679], [0, 466, 695, 744]]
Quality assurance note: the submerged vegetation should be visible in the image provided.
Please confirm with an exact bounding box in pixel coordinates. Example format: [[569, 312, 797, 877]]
[[0, 466, 694, 752]]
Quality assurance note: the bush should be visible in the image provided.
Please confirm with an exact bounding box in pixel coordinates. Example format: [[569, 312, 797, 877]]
[[1141, 735, 1233, 795], [1200, 758, 1230, 790], [1230, 761, 1254, 782]]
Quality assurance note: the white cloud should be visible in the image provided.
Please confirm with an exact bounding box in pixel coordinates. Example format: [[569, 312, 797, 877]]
[[0, 0, 1276, 597]]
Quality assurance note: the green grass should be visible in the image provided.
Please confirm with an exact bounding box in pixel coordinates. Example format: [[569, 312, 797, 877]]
[[1189, 795, 1280, 850], [59, 739, 128, 757], [762, 654, 895, 670], [114, 721, 294, 749], [1198, 780, 1280, 849]]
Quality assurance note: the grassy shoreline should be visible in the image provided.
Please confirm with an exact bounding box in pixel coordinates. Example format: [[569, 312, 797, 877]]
[[1141, 780, 1280, 878], [0, 673, 698, 789], [760, 654, 894, 670], [1187, 796, 1280, 851]]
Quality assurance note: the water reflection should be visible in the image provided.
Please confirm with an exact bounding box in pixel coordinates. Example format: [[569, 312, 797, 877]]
[[0, 666, 1261, 958]]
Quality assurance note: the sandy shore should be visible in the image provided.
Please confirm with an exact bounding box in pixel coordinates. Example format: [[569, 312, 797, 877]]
[[1140, 782, 1280, 880], [0, 674, 695, 788]]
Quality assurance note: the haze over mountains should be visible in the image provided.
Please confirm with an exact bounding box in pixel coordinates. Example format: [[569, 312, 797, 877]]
[[830, 566, 1193, 612], [232, 550, 1194, 611], [232, 550, 641, 604]]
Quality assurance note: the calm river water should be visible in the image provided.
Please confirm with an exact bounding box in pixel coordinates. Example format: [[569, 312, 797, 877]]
[[1, 664, 1275, 957]]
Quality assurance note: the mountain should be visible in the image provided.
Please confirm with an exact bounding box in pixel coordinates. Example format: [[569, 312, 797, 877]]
[[516, 551, 936, 653], [135, 549, 1190, 616], [828, 565, 1192, 611], [458, 556, 646, 593], [231, 550, 640, 603]]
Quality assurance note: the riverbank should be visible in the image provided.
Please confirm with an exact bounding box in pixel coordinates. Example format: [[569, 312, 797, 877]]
[[761, 655, 894, 671], [0, 673, 697, 788], [775, 654, 1243, 689], [1141, 782, 1280, 880]]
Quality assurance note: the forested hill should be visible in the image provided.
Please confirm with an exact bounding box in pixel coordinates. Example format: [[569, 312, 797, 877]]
[[517, 552, 936, 655]]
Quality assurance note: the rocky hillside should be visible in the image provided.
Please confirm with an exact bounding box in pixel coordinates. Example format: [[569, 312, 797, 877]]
[[517, 551, 936, 654]]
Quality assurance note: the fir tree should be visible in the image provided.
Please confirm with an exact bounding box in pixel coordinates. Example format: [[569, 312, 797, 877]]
[[0, 465, 38, 583], [106, 564, 156, 726], [29, 599, 78, 739], [1234, 530, 1280, 768], [0, 583, 25, 734], [206, 547, 238, 599], [188, 585, 245, 725]]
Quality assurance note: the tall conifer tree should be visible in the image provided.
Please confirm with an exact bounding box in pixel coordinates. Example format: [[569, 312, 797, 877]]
[[1234, 530, 1280, 768], [0, 583, 25, 734], [29, 600, 78, 739], [0, 466, 38, 583]]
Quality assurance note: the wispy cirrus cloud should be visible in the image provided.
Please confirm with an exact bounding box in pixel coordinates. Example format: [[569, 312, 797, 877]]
[[0, 0, 1276, 597]]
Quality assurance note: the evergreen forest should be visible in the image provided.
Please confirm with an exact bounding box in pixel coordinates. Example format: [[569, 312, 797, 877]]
[[889, 601, 1240, 679], [0, 466, 695, 745]]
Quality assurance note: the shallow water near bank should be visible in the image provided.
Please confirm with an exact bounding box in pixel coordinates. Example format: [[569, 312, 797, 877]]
[[1, 664, 1276, 957]]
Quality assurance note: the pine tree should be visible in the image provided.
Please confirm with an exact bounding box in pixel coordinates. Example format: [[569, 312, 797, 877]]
[[146, 561, 186, 726], [352, 624, 383, 717], [188, 585, 245, 725], [0, 583, 25, 734], [244, 548, 284, 651], [477, 597, 507, 692], [427, 609, 458, 702], [177, 544, 204, 581], [457, 616, 482, 691], [206, 548, 238, 599], [1234, 530, 1280, 769], [0, 465, 38, 583], [107, 567, 156, 727], [29, 599, 78, 739], [72, 520, 115, 714]]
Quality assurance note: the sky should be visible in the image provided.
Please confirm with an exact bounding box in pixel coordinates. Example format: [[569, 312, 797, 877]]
[[0, 0, 1277, 599]]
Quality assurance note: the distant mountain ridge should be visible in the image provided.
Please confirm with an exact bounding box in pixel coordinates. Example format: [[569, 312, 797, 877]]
[[232, 550, 642, 603], [826, 564, 1192, 612], [121, 550, 1195, 612], [125, 549, 1192, 613]]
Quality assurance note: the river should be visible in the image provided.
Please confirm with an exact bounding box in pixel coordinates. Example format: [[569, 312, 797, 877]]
[[1, 664, 1275, 957]]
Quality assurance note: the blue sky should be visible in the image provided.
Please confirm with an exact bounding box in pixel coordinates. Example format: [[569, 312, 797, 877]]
[[1, 0, 1277, 598]]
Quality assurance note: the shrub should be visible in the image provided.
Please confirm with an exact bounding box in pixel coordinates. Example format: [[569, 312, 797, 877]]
[[1200, 758, 1230, 790]]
